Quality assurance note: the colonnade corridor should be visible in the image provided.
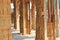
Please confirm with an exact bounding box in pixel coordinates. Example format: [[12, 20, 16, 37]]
[[0, 0, 60, 40]]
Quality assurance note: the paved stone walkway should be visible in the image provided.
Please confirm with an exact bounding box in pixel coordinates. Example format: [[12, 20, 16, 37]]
[[12, 29, 35, 40], [11, 28, 60, 40]]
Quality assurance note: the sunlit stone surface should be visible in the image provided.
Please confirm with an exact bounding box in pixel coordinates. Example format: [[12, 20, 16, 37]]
[[11, 27, 60, 40]]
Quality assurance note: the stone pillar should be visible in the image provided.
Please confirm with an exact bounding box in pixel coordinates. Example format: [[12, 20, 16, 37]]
[[23, 0, 31, 34], [19, 0, 26, 35], [22, 0, 27, 35], [14, 0, 20, 30], [47, 0, 57, 40], [19, 0, 24, 34], [56, 0, 59, 37], [47, 0, 53, 40], [51, 0, 56, 40], [19, 0, 30, 35], [26, 1, 31, 34], [35, 0, 46, 40], [31, 0, 36, 29], [0, 0, 13, 40]]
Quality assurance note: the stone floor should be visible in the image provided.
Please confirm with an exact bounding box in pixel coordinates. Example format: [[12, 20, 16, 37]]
[[11, 28, 60, 40], [12, 28, 35, 40]]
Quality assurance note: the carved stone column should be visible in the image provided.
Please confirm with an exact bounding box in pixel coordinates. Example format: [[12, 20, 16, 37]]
[[0, 0, 13, 40], [14, 0, 20, 30], [47, 0, 57, 40], [31, 0, 36, 29], [19, 0, 30, 35], [51, 0, 56, 40], [19, 0, 24, 34], [19, 0, 26, 35], [26, 2, 31, 34], [56, 0, 59, 37], [35, 0, 46, 40], [23, 0, 31, 34], [47, 0, 53, 40]]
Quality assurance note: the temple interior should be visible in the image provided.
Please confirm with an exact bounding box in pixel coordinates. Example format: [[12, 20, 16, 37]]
[[0, 0, 60, 40]]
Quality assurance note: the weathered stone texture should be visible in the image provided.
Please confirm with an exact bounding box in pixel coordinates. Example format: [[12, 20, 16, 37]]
[[35, 0, 45, 40], [0, 0, 13, 40]]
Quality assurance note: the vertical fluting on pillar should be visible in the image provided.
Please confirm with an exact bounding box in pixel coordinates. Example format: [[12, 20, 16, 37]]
[[47, 0, 53, 40], [47, 0, 57, 40], [20, 0, 30, 35], [51, 0, 56, 40], [19, 0, 27, 35], [0, 0, 13, 40], [35, 0, 46, 40], [22, 0, 31, 34]]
